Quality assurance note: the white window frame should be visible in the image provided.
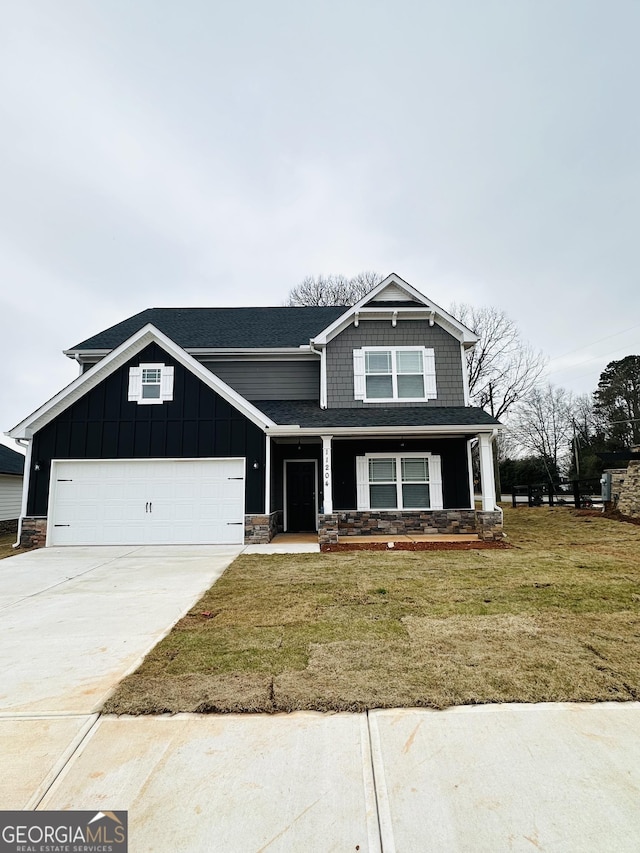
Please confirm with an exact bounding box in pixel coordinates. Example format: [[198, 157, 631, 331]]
[[356, 452, 443, 511], [353, 346, 437, 402], [128, 363, 175, 405]]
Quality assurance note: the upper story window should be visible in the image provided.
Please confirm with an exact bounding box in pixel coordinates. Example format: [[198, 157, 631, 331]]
[[353, 347, 436, 402], [128, 363, 174, 405]]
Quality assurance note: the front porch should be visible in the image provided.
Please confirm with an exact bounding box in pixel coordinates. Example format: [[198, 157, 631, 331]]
[[252, 428, 503, 545]]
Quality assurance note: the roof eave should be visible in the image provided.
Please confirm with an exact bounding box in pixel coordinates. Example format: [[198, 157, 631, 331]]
[[266, 424, 501, 437], [9, 324, 276, 439]]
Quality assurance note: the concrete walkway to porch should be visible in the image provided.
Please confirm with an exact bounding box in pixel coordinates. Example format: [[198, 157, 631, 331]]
[[243, 533, 320, 554]]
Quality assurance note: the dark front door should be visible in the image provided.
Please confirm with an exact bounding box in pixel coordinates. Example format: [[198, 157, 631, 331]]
[[286, 461, 317, 531]]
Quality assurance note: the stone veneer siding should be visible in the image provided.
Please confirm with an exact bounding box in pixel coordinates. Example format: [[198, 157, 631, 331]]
[[244, 511, 282, 544], [617, 453, 640, 518], [318, 510, 503, 545], [605, 468, 627, 508], [19, 513, 284, 548], [475, 510, 504, 542], [20, 517, 47, 548], [0, 518, 18, 536]]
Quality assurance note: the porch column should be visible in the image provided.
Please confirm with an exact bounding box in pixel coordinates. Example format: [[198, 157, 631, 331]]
[[479, 432, 497, 511], [264, 435, 271, 515], [321, 434, 333, 514]]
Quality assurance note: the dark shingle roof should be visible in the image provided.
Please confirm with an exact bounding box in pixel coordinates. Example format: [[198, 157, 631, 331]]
[[0, 445, 25, 476], [69, 307, 348, 351], [252, 400, 500, 428]]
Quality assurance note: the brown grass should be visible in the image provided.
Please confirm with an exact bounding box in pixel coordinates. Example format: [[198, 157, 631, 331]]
[[0, 533, 18, 561], [104, 507, 640, 714]]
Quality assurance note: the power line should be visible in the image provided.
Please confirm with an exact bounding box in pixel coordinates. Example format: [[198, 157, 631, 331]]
[[544, 340, 640, 378], [545, 321, 640, 365]]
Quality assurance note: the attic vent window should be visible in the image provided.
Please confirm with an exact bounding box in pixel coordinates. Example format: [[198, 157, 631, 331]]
[[128, 363, 174, 405], [142, 368, 162, 398]]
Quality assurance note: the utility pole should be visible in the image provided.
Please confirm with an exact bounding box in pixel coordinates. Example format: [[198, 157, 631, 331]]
[[572, 419, 580, 481]]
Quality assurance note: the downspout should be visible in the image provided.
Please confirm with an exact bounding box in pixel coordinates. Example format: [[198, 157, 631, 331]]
[[310, 342, 327, 409], [13, 438, 31, 548]]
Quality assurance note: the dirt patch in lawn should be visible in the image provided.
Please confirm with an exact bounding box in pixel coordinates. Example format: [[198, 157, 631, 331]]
[[104, 507, 640, 714], [321, 540, 511, 552]]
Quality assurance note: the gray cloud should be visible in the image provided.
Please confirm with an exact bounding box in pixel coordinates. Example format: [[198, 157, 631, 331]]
[[2, 0, 639, 447]]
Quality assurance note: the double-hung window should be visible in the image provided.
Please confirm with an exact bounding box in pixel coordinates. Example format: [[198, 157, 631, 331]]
[[128, 363, 175, 405], [356, 453, 443, 510], [354, 347, 436, 401]]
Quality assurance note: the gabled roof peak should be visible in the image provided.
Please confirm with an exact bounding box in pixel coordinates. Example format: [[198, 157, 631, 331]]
[[311, 274, 478, 347]]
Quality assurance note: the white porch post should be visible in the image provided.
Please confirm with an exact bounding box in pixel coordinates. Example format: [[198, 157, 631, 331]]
[[264, 435, 271, 515], [479, 432, 496, 512], [321, 435, 333, 514], [14, 439, 32, 547], [467, 439, 475, 509]]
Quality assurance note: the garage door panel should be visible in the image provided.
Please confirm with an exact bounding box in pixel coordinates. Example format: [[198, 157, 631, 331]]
[[48, 459, 246, 546]]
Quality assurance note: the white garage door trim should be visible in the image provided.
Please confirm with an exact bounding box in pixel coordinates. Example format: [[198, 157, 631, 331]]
[[47, 458, 246, 546]]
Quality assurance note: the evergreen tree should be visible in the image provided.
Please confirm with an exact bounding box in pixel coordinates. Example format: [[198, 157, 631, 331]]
[[594, 356, 640, 448]]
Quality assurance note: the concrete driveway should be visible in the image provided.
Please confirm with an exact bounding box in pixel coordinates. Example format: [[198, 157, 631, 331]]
[[0, 544, 240, 809], [2, 546, 640, 850], [0, 544, 241, 714]]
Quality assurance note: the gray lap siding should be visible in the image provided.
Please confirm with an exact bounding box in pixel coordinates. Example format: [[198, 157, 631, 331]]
[[326, 320, 465, 408], [201, 359, 320, 401]]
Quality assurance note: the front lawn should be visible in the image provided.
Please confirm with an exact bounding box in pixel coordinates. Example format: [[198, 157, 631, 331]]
[[0, 533, 17, 560], [104, 507, 640, 714]]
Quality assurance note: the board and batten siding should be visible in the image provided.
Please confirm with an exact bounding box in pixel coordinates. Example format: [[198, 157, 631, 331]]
[[27, 341, 266, 518], [201, 359, 319, 400], [0, 475, 23, 521], [326, 320, 466, 408]]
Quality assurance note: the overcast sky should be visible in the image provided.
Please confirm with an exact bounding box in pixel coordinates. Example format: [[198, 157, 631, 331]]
[[2, 1, 639, 452]]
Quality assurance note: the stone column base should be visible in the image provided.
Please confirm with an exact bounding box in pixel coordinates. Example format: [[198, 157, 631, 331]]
[[244, 511, 282, 544], [476, 510, 504, 541], [318, 513, 339, 545], [20, 517, 47, 549]]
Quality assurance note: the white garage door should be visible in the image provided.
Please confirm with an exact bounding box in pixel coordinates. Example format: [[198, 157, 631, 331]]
[[48, 458, 246, 546]]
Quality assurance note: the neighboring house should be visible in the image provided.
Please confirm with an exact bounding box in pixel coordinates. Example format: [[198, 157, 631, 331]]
[[7, 274, 502, 548], [0, 444, 25, 536]]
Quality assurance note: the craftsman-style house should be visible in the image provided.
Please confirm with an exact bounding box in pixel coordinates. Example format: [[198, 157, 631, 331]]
[[7, 274, 502, 547]]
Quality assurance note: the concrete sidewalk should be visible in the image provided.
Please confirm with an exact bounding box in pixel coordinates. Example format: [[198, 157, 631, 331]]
[[6, 703, 638, 852]]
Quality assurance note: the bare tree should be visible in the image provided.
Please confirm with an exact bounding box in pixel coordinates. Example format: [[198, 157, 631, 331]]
[[509, 384, 576, 479], [286, 271, 384, 306], [450, 304, 546, 421]]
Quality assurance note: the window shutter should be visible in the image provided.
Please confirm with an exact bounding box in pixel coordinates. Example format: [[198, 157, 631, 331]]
[[353, 349, 365, 400], [356, 456, 369, 510], [160, 365, 174, 401], [128, 367, 142, 401], [423, 348, 437, 399], [429, 454, 443, 509]]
